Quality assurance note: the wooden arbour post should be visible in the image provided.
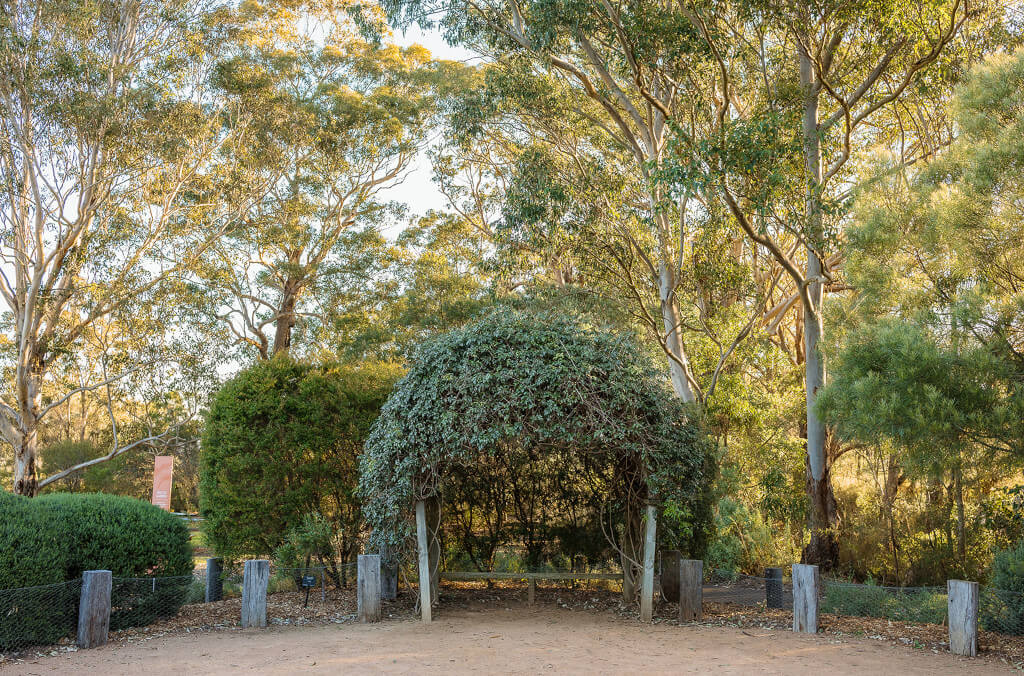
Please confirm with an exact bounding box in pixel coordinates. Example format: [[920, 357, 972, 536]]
[[640, 503, 657, 622], [416, 499, 432, 622], [426, 495, 441, 605]]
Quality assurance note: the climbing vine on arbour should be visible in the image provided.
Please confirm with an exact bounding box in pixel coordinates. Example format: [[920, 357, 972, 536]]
[[358, 310, 717, 562]]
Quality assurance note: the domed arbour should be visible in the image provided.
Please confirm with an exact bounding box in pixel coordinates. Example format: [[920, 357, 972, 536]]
[[359, 309, 716, 621]]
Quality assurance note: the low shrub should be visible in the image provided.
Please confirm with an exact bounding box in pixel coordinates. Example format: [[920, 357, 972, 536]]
[[981, 540, 1024, 635], [0, 491, 192, 649]]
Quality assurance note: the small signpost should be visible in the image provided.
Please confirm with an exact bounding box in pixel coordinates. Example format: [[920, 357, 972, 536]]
[[151, 455, 174, 510], [301, 573, 317, 608]]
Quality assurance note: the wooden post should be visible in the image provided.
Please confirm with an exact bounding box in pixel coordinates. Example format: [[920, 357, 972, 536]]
[[792, 563, 819, 633], [205, 557, 223, 603], [661, 550, 681, 603], [416, 499, 432, 622], [527, 578, 536, 606], [640, 503, 657, 622], [948, 580, 979, 657], [426, 495, 441, 605], [765, 567, 783, 609], [678, 559, 703, 622], [241, 559, 269, 628], [321, 568, 326, 604], [380, 541, 398, 601], [77, 570, 112, 649], [357, 554, 382, 623]]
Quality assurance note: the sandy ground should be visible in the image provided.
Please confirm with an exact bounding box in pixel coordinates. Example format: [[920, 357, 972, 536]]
[[3, 605, 1011, 676]]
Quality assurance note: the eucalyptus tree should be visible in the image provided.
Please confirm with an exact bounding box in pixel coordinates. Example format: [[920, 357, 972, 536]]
[[201, 3, 444, 360], [659, 0, 1002, 566], [0, 0, 251, 495], [388, 0, 778, 404], [819, 50, 1024, 568]]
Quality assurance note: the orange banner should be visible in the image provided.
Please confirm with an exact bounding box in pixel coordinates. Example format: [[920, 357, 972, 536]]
[[151, 456, 174, 511]]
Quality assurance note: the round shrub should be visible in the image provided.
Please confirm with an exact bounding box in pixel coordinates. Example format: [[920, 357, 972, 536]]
[[200, 357, 402, 562], [359, 310, 717, 563], [0, 491, 192, 649]]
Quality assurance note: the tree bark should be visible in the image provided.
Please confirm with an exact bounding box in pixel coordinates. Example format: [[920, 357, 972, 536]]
[[799, 46, 838, 570], [11, 363, 43, 496], [271, 279, 301, 356], [659, 264, 697, 403]]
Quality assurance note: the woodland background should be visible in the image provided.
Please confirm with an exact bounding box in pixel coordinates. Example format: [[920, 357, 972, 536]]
[[2, 0, 1024, 586]]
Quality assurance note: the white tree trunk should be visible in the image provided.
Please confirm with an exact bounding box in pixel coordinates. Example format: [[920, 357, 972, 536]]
[[659, 264, 696, 403], [799, 47, 838, 568]]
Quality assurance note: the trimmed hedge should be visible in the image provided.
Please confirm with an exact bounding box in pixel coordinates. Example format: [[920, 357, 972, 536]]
[[0, 491, 193, 650]]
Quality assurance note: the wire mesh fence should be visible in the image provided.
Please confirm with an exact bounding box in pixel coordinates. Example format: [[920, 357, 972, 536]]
[[0, 579, 82, 652], [702, 569, 794, 611], [109, 576, 195, 631], [980, 586, 1024, 636], [820, 580, 948, 625]]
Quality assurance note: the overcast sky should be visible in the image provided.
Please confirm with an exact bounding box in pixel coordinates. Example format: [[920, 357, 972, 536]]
[[377, 26, 481, 233]]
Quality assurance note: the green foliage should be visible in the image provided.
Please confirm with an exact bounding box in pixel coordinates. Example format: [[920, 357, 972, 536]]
[[200, 356, 401, 561], [825, 49, 1024, 463], [705, 496, 798, 575], [0, 491, 192, 589], [990, 541, 1024, 596], [273, 512, 343, 570], [982, 541, 1024, 634], [0, 491, 192, 648], [359, 310, 717, 564]]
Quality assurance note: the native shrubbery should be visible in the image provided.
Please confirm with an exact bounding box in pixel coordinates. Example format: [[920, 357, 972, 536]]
[[200, 356, 401, 578], [0, 491, 192, 649]]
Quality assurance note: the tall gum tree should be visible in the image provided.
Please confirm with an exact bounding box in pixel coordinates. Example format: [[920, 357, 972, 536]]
[[668, 0, 989, 566], [382, 0, 778, 404], [0, 0, 256, 495], [200, 3, 445, 360]]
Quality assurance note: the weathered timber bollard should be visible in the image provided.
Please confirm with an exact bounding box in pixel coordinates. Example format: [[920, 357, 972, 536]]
[[357, 554, 382, 623], [241, 559, 269, 628], [678, 559, 703, 622], [527, 578, 536, 606], [415, 499, 432, 622], [640, 504, 657, 623], [792, 564, 820, 633], [661, 550, 681, 603], [380, 542, 398, 601], [205, 557, 223, 603], [948, 580, 979, 657], [765, 567, 784, 609], [77, 570, 112, 649]]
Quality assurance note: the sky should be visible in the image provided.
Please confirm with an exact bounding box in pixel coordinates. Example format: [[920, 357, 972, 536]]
[[377, 26, 481, 231]]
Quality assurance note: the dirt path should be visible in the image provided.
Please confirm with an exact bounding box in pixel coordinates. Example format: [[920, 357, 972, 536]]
[[5, 606, 1010, 675]]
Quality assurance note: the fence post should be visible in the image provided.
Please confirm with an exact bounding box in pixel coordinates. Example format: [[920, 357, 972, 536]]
[[948, 580, 979, 657], [765, 567, 784, 609], [357, 554, 382, 623], [678, 559, 703, 622], [661, 550, 681, 603], [640, 503, 657, 623], [77, 570, 112, 649], [205, 557, 223, 603], [792, 563, 819, 633], [241, 559, 269, 628]]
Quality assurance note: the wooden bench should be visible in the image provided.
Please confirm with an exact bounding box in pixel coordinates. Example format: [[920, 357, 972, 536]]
[[439, 571, 623, 605]]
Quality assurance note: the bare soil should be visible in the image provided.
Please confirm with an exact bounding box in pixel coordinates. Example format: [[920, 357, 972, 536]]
[[2, 584, 1018, 675]]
